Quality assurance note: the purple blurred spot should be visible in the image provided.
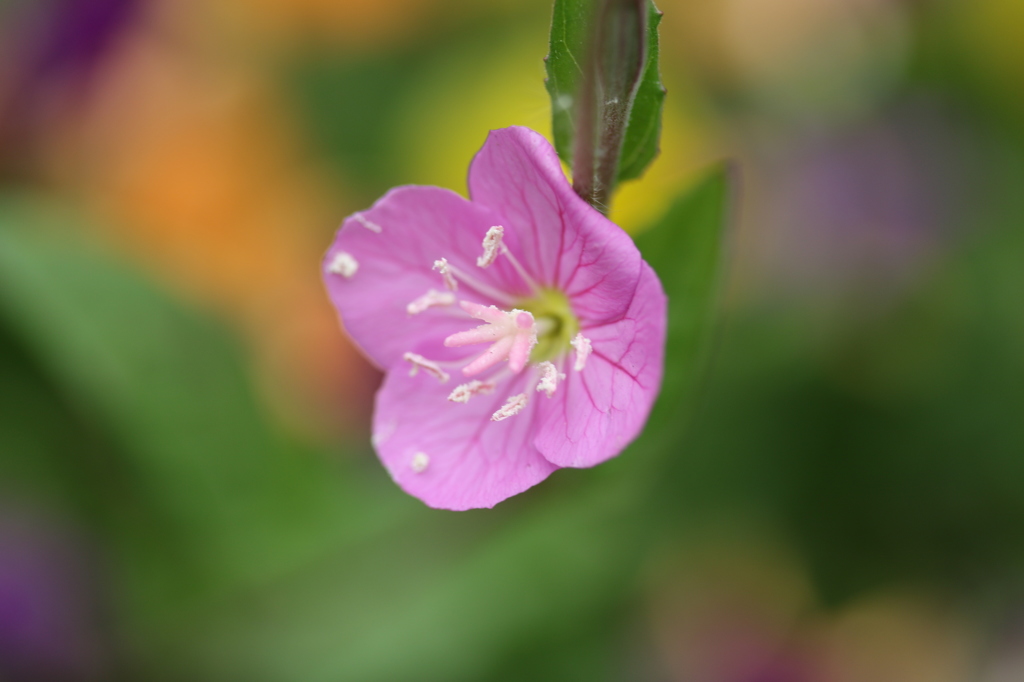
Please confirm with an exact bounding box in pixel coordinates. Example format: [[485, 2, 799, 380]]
[[755, 102, 974, 300], [0, 510, 108, 681], [23, 0, 142, 80], [0, 0, 144, 172]]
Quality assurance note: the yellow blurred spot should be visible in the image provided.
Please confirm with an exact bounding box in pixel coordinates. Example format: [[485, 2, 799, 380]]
[[609, 91, 719, 233], [395, 29, 552, 194], [960, 0, 1024, 87], [820, 593, 977, 682], [395, 24, 718, 234]]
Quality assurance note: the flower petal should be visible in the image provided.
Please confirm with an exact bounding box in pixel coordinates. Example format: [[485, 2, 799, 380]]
[[373, 359, 559, 510], [467, 126, 642, 326], [534, 262, 666, 468], [323, 186, 533, 369]]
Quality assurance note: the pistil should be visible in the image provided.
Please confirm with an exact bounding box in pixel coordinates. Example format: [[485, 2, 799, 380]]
[[444, 302, 538, 375]]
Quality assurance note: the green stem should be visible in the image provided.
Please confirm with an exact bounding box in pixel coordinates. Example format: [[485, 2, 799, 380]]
[[571, 0, 647, 215]]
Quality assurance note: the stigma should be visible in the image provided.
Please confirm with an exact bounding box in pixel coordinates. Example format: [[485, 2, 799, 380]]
[[444, 301, 538, 375]]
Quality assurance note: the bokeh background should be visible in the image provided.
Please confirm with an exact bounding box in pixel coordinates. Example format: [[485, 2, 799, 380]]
[[1, 0, 1022, 680]]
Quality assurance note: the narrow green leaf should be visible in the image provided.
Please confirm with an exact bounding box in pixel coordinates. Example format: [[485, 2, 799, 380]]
[[544, 0, 665, 193], [616, 2, 665, 183], [635, 165, 733, 421], [545, 0, 592, 168]]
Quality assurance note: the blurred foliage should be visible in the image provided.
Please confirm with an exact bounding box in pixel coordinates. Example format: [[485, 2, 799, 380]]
[[2, 0, 1024, 680], [545, 0, 665, 204], [282, 6, 550, 205], [0, 197, 410, 675], [614, 1, 665, 183], [0, 163, 728, 680], [635, 165, 730, 422], [287, 53, 424, 196]]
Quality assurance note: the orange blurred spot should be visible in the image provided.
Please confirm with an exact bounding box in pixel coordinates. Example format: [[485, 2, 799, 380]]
[[42, 20, 377, 440]]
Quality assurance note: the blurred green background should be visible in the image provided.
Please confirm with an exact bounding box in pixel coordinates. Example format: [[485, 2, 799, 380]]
[[1, 0, 1023, 680]]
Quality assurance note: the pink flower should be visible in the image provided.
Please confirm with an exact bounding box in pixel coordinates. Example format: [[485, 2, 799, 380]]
[[323, 126, 666, 510]]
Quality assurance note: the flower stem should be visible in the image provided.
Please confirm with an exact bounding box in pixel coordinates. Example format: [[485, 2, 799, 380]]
[[571, 0, 648, 215]]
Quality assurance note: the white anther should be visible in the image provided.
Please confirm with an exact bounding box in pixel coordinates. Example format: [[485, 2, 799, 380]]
[[371, 419, 396, 448], [433, 258, 458, 291], [402, 352, 450, 383], [536, 362, 565, 398], [410, 452, 430, 473], [492, 393, 528, 422], [327, 251, 358, 278], [407, 289, 456, 315], [476, 225, 505, 268], [571, 333, 592, 372], [448, 380, 496, 403], [353, 213, 382, 233]]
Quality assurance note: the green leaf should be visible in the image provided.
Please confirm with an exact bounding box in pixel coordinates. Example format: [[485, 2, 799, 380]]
[[635, 165, 733, 421], [0, 321, 113, 512], [0, 196, 410, 628], [178, 481, 649, 682], [616, 2, 665, 183], [545, 0, 591, 168], [544, 0, 665, 190]]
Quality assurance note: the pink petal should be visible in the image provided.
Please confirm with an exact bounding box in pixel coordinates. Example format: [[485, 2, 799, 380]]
[[534, 262, 667, 468], [323, 186, 533, 370], [467, 127, 643, 326], [373, 360, 559, 510], [323, 127, 669, 509]]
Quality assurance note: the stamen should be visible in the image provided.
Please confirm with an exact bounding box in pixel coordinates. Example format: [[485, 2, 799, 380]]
[[571, 333, 592, 371], [536, 361, 566, 397], [407, 289, 456, 315], [327, 251, 358, 278], [496, 242, 541, 293], [433, 258, 458, 291], [448, 380, 496, 403], [402, 352, 450, 383], [442, 261, 517, 306], [353, 213, 383, 233], [410, 452, 430, 473], [492, 393, 528, 421], [476, 225, 504, 268]]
